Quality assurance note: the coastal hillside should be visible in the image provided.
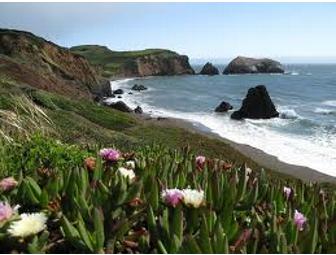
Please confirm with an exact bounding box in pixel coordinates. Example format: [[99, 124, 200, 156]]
[[70, 45, 195, 78], [0, 29, 110, 100]]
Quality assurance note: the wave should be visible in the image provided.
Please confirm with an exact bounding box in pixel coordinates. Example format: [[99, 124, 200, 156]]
[[322, 100, 336, 107], [284, 71, 299, 76], [314, 107, 336, 115], [279, 109, 300, 119]]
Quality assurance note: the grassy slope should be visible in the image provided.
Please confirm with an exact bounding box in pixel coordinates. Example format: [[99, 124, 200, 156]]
[[70, 45, 178, 77]]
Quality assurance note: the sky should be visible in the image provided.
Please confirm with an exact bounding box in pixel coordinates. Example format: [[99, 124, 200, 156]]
[[1, 2, 336, 63]]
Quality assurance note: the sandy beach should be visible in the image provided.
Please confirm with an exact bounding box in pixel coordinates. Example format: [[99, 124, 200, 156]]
[[139, 114, 336, 184]]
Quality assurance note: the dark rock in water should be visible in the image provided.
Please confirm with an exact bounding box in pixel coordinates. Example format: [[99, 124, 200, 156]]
[[107, 101, 132, 113], [199, 62, 219, 75], [113, 89, 124, 94], [131, 84, 148, 91], [223, 56, 284, 74], [128, 92, 133, 95], [231, 85, 279, 120], [134, 106, 143, 114], [215, 101, 233, 112], [117, 96, 122, 98]]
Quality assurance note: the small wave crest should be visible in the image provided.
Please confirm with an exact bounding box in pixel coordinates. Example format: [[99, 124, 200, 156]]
[[314, 107, 336, 115], [279, 109, 300, 119], [322, 100, 336, 107]]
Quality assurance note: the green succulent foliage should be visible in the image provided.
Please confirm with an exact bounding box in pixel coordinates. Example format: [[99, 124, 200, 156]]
[[0, 134, 336, 253]]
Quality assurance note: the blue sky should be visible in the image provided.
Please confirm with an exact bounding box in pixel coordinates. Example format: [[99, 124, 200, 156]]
[[1, 2, 336, 62]]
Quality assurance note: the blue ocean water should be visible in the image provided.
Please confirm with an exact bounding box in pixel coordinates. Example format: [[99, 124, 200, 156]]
[[107, 64, 336, 176]]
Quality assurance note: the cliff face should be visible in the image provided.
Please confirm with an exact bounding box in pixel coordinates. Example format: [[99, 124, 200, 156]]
[[70, 45, 195, 78], [0, 29, 110, 100]]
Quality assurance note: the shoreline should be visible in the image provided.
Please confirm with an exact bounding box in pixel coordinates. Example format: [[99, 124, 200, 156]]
[[141, 115, 336, 183], [109, 76, 336, 183]]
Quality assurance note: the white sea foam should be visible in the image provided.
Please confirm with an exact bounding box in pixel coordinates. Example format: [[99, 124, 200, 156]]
[[314, 107, 336, 115], [323, 100, 336, 107], [107, 78, 336, 177], [279, 109, 300, 119]]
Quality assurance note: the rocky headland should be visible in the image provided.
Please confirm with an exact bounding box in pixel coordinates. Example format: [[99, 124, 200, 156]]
[[70, 45, 195, 78]]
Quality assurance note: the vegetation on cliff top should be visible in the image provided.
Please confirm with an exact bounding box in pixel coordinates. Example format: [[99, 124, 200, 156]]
[[70, 45, 191, 78]]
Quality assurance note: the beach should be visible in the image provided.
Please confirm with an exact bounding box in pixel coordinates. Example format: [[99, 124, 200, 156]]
[[136, 113, 336, 184]]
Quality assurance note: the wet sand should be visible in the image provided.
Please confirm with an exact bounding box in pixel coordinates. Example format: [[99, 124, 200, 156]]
[[140, 114, 336, 184]]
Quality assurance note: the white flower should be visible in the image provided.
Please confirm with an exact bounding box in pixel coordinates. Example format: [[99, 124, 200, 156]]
[[8, 212, 47, 238], [125, 160, 135, 169], [117, 167, 135, 181], [182, 188, 205, 208]]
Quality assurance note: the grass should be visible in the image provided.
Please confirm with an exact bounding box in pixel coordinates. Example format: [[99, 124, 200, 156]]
[[70, 45, 179, 77]]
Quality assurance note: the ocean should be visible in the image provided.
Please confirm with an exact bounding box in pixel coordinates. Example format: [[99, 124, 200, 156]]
[[106, 64, 336, 177]]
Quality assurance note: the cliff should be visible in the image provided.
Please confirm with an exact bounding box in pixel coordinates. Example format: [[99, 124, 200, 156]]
[[0, 29, 110, 100], [70, 45, 195, 78]]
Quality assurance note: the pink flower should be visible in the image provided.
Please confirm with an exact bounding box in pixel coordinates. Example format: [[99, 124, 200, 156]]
[[161, 189, 184, 207], [99, 148, 121, 162], [196, 156, 206, 169], [294, 209, 307, 231], [0, 202, 14, 222], [283, 186, 292, 199], [0, 177, 18, 191]]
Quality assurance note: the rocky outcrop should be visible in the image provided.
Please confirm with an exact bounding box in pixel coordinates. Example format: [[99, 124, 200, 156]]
[[131, 84, 147, 91], [113, 89, 124, 95], [106, 101, 133, 113], [231, 85, 279, 120], [70, 45, 195, 77], [134, 106, 143, 114], [199, 62, 219, 75], [223, 56, 284, 75], [136, 54, 195, 76], [215, 101, 233, 112], [0, 29, 110, 100]]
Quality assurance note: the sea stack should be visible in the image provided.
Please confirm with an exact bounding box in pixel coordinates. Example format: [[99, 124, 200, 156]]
[[199, 62, 219, 75], [223, 56, 284, 74], [231, 85, 279, 120]]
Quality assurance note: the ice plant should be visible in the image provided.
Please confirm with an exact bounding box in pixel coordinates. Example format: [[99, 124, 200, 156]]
[[117, 167, 135, 181], [125, 160, 135, 169], [196, 155, 206, 169], [0, 202, 15, 222], [182, 188, 205, 208], [161, 188, 184, 207], [99, 148, 121, 162], [0, 177, 18, 191], [283, 186, 292, 199], [8, 212, 47, 238], [294, 209, 307, 231]]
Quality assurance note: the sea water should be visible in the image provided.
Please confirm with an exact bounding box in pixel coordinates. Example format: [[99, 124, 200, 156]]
[[106, 64, 336, 176]]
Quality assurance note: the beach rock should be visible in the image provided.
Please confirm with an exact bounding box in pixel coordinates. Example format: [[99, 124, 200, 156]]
[[215, 101, 233, 112], [231, 85, 279, 120], [113, 89, 124, 95], [107, 101, 132, 113], [117, 96, 122, 98], [131, 84, 148, 91], [134, 106, 143, 114], [223, 56, 284, 74], [199, 62, 219, 75]]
